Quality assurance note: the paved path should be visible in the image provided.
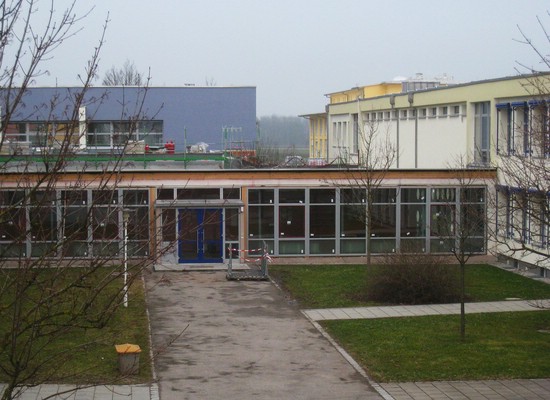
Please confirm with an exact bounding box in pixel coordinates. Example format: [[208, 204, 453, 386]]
[[303, 299, 550, 321], [145, 271, 382, 400], [381, 380, 550, 400], [0, 384, 153, 400]]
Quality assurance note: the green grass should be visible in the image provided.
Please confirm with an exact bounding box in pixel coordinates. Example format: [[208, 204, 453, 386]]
[[60, 278, 152, 384], [0, 269, 151, 385], [270, 264, 550, 308], [270, 265, 370, 308], [271, 263, 550, 381], [322, 311, 550, 382]]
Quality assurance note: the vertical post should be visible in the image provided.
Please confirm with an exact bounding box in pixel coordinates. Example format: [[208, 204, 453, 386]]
[[123, 209, 132, 308], [261, 240, 268, 277], [227, 244, 233, 275]]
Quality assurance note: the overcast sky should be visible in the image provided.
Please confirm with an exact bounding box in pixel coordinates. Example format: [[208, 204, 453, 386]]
[[37, 0, 550, 116]]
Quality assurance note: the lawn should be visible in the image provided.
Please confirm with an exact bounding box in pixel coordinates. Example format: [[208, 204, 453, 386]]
[[270, 264, 550, 308], [270, 263, 550, 381], [0, 268, 152, 385], [322, 311, 550, 382]]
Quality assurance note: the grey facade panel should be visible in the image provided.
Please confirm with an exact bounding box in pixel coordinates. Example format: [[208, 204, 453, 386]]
[[8, 86, 257, 151]]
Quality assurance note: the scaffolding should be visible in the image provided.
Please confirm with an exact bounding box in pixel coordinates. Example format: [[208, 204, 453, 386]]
[[226, 241, 270, 281]]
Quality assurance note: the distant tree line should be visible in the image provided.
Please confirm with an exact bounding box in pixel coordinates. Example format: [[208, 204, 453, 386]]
[[257, 115, 308, 148]]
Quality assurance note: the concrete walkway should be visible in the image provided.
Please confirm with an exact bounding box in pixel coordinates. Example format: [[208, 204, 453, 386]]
[[303, 299, 550, 321], [146, 271, 382, 400], [0, 383, 153, 400]]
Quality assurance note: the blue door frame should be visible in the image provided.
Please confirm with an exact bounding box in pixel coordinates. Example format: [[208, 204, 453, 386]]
[[178, 208, 223, 263]]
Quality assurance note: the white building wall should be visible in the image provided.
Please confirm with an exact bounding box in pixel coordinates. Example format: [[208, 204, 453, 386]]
[[396, 117, 416, 168], [416, 112, 468, 168], [328, 114, 351, 162]]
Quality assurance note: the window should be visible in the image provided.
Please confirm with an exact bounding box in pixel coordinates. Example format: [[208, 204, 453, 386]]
[[429, 188, 456, 253], [177, 188, 220, 200], [420, 108, 427, 118], [248, 189, 274, 239], [452, 105, 461, 116], [279, 206, 305, 238], [474, 102, 490, 164], [86, 120, 164, 147], [496, 104, 512, 155], [430, 107, 437, 117], [30, 191, 57, 242], [440, 106, 448, 117], [0, 191, 25, 242], [460, 187, 486, 252], [400, 188, 427, 252]]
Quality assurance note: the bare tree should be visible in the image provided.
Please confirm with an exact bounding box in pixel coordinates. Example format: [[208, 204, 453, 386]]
[[0, 2, 171, 399], [102, 59, 144, 86], [433, 158, 492, 340], [204, 76, 217, 86], [334, 111, 396, 266], [489, 16, 550, 272]]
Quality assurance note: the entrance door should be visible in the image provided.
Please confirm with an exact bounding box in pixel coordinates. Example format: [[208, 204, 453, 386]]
[[178, 209, 223, 263]]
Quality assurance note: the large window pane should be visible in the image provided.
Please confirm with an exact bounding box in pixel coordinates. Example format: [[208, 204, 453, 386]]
[[430, 204, 455, 237], [30, 207, 56, 241], [341, 188, 365, 204], [279, 206, 304, 238], [249, 189, 274, 204], [0, 208, 25, 240], [401, 188, 426, 203], [341, 205, 365, 237], [63, 207, 88, 240], [92, 207, 119, 240], [128, 208, 149, 240], [177, 188, 219, 200], [279, 240, 305, 255], [461, 204, 485, 237], [279, 189, 305, 204], [157, 189, 175, 200], [370, 239, 395, 254], [161, 209, 176, 241], [93, 190, 118, 205], [310, 205, 335, 238], [371, 204, 396, 237], [310, 189, 335, 204], [431, 188, 456, 203], [248, 206, 274, 238], [88, 122, 111, 133], [223, 188, 240, 199], [400, 204, 426, 237], [341, 239, 366, 254], [462, 188, 485, 203], [123, 190, 149, 205], [310, 240, 335, 254], [225, 208, 239, 241], [372, 188, 396, 204]]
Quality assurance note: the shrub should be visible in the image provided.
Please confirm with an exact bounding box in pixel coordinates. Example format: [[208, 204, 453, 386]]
[[366, 252, 462, 304]]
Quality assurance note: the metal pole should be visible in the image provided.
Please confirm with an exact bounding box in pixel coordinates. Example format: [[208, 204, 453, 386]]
[[123, 210, 130, 308]]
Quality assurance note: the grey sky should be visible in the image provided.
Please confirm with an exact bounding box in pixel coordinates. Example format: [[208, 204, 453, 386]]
[[38, 0, 550, 116]]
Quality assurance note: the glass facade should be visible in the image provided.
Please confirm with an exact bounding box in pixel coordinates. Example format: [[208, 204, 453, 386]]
[[247, 186, 486, 257], [0, 185, 487, 260], [0, 188, 150, 259]]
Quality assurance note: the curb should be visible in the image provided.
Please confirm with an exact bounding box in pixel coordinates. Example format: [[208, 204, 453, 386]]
[[301, 311, 395, 400]]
